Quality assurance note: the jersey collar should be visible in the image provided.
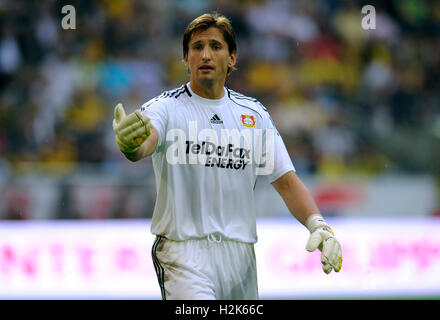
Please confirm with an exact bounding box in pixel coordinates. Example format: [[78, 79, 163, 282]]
[[186, 82, 228, 106]]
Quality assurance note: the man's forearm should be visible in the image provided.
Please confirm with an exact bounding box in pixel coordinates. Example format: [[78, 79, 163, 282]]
[[272, 171, 343, 274], [272, 171, 321, 226]]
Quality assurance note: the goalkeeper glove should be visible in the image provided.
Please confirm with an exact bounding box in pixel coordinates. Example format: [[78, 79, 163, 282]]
[[305, 214, 343, 274], [112, 103, 151, 153]]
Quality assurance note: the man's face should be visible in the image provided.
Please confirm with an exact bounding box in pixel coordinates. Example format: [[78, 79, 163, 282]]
[[184, 27, 236, 87]]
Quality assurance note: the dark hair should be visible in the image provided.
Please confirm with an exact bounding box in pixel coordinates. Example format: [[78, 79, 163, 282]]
[[183, 12, 237, 74]]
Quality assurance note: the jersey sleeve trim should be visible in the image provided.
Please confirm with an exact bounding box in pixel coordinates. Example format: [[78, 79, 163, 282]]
[[268, 168, 296, 184], [226, 88, 265, 120], [140, 84, 192, 111]]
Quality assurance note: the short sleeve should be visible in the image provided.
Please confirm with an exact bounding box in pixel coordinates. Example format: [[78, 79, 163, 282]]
[[139, 99, 168, 152], [261, 107, 296, 183]]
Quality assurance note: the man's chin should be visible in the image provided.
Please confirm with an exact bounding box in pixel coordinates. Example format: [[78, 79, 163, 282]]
[[196, 77, 216, 86], [197, 71, 215, 79], [191, 72, 225, 87]]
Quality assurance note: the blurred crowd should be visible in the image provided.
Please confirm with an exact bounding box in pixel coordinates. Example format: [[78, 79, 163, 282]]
[[1, 0, 440, 219]]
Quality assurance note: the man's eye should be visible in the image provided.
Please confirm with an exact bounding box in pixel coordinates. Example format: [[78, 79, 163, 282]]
[[213, 45, 221, 50]]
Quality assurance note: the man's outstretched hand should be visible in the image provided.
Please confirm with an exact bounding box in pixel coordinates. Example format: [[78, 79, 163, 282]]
[[112, 103, 152, 153]]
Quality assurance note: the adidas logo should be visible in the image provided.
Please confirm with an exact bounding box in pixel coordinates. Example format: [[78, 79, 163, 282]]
[[210, 114, 223, 124]]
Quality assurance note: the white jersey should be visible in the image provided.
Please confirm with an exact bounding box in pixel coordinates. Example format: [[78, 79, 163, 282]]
[[140, 83, 295, 243]]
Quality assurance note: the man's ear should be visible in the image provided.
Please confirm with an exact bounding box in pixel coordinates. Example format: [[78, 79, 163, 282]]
[[228, 51, 237, 68], [184, 53, 189, 68]]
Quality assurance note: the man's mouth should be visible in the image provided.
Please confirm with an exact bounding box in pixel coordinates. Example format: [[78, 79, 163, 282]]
[[199, 65, 214, 71]]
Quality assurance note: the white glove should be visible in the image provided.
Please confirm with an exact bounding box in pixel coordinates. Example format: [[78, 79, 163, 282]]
[[305, 214, 343, 274], [112, 103, 152, 153]]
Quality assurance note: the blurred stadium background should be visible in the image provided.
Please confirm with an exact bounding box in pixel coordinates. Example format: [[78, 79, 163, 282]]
[[0, 0, 439, 299]]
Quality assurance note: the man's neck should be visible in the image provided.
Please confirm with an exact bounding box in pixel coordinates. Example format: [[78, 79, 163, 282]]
[[190, 79, 225, 100]]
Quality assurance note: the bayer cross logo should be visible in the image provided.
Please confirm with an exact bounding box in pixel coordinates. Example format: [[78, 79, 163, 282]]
[[210, 114, 223, 124]]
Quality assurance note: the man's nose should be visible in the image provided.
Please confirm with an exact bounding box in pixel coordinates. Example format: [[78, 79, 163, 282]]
[[201, 47, 212, 60]]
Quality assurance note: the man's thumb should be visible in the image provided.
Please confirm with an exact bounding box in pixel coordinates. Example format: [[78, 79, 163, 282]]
[[306, 232, 322, 252], [114, 103, 126, 123]]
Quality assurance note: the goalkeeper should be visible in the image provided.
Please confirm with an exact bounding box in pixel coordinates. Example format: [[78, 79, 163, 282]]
[[112, 12, 342, 300]]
